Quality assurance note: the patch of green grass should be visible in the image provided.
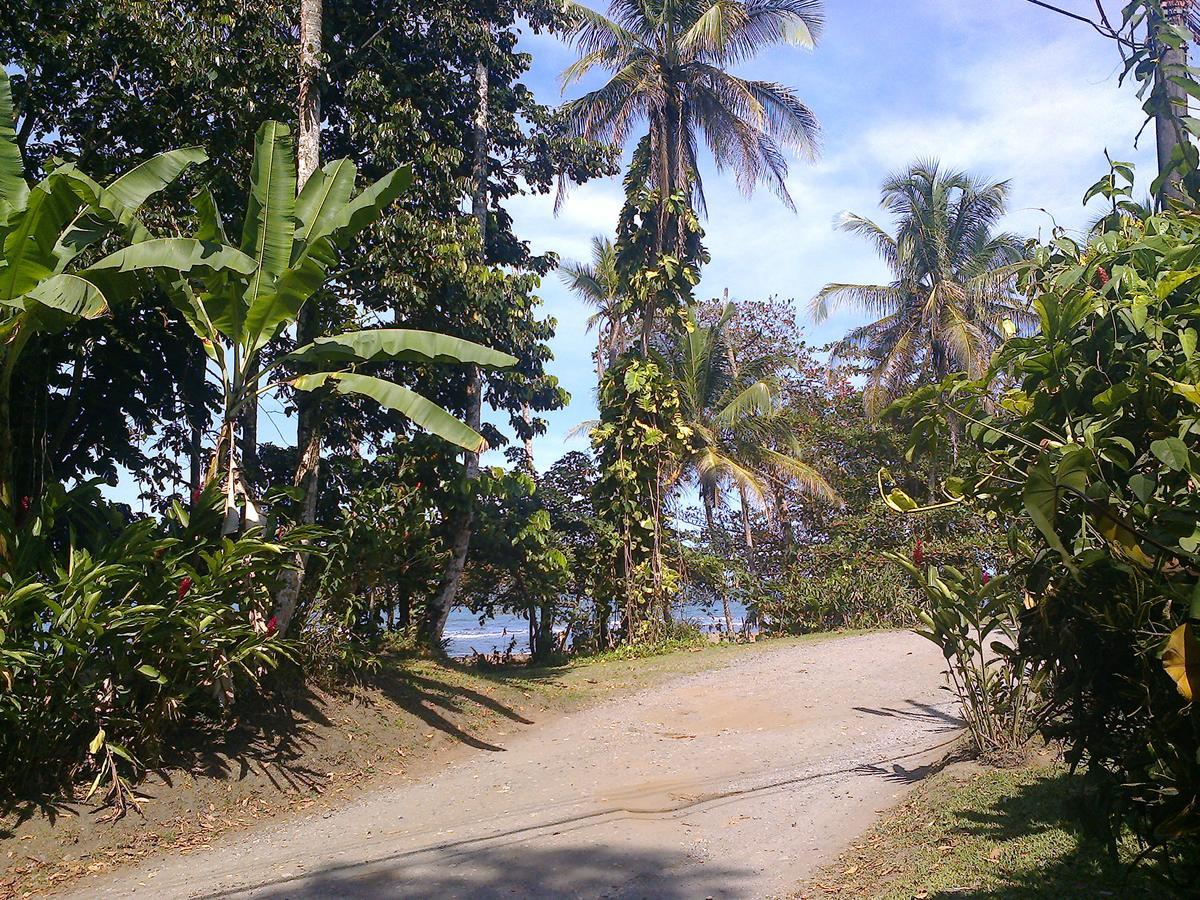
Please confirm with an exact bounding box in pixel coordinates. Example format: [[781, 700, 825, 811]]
[[803, 762, 1158, 899]]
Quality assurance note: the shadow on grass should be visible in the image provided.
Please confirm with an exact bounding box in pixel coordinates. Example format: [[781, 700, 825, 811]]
[[928, 770, 1156, 899], [0, 657, 546, 825]]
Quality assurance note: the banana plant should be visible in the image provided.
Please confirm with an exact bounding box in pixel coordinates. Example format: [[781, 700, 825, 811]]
[[0, 71, 247, 518], [93, 121, 516, 526]]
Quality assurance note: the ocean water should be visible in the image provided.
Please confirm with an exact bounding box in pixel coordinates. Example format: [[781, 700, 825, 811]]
[[443, 600, 751, 658]]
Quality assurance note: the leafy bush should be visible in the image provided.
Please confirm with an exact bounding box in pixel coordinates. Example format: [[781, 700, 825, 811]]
[[889, 558, 1039, 761], [0, 483, 310, 811], [893, 199, 1200, 875]]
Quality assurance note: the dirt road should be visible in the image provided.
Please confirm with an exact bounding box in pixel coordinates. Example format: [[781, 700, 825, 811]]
[[59, 631, 959, 899]]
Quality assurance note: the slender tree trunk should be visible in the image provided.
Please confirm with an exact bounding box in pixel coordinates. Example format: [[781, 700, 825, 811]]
[[239, 397, 258, 489], [273, 0, 323, 637], [737, 482, 754, 551], [1157, 1, 1192, 205], [424, 54, 489, 648], [522, 400, 534, 469], [704, 493, 734, 636]]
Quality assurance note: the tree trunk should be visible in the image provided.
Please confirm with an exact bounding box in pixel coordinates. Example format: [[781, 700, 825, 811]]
[[738, 482, 754, 551], [273, 0, 323, 637], [521, 400, 534, 469], [704, 493, 734, 636], [239, 394, 258, 489], [1157, 1, 1192, 205], [425, 55, 490, 649]]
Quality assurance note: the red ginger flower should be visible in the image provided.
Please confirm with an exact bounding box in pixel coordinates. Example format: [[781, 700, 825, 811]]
[[982, 572, 992, 585], [191, 488, 202, 504], [266, 615, 278, 636], [19, 496, 30, 513], [913, 539, 925, 567], [1097, 266, 1110, 286], [177, 576, 192, 600]]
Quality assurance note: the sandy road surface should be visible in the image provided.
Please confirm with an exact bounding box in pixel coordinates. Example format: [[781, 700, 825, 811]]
[[58, 631, 959, 899]]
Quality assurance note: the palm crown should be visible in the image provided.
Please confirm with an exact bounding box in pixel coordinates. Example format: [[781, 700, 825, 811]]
[[811, 160, 1029, 414], [559, 235, 627, 380], [667, 303, 836, 536], [560, 0, 824, 214]]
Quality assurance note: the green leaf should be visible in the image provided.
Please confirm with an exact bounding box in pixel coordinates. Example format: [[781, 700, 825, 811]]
[[88, 727, 106, 755], [293, 371, 486, 451], [1157, 267, 1200, 299], [102, 147, 207, 224], [238, 121, 297, 343], [1023, 460, 1074, 568], [326, 165, 411, 242], [294, 158, 356, 248], [136, 664, 167, 684], [1130, 472, 1156, 504], [0, 71, 28, 225], [89, 238, 258, 276], [24, 273, 109, 318], [1151, 437, 1190, 472], [0, 174, 84, 303], [287, 328, 517, 370]]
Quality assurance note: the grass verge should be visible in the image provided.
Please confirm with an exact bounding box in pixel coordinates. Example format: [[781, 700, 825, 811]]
[[799, 757, 1156, 899]]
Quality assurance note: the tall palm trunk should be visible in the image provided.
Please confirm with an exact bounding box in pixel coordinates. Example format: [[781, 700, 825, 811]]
[[273, 0, 322, 636], [1157, 0, 1193, 204], [704, 491, 735, 636], [424, 53, 489, 648]]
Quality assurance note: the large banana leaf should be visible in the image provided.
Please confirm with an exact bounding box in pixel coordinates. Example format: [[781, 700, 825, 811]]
[[287, 328, 518, 369], [193, 187, 229, 244], [292, 371, 486, 452], [0, 72, 28, 225], [104, 148, 207, 223], [294, 159, 356, 249], [23, 273, 109, 318], [0, 176, 84, 303], [323, 165, 412, 243], [89, 238, 258, 277], [238, 121, 296, 345], [243, 236, 336, 354]]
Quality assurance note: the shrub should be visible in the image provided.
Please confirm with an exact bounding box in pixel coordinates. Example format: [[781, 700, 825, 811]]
[[889, 558, 1039, 761], [0, 482, 310, 811], [891, 200, 1200, 876]]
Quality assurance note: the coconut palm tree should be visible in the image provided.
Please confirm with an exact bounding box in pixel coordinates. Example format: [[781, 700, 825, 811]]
[[667, 304, 836, 599], [559, 236, 627, 382], [559, 0, 823, 218], [811, 160, 1029, 416]]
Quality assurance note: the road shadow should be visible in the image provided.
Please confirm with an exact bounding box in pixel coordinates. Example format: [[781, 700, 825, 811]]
[[208, 843, 753, 899], [853, 698, 965, 734]]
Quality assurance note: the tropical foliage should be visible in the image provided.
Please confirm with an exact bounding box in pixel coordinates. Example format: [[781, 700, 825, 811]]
[[812, 161, 1028, 414]]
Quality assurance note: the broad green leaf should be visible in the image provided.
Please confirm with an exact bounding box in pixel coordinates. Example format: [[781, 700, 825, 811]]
[[89, 238, 257, 277], [243, 237, 334, 353], [193, 187, 229, 244], [0, 71, 28, 224], [239, 121, 297, 343], [326, 165, 412, 242], [1023, 460, 1073, 567], [287, 328, 517, 369], [24, 273, 109, 319], [88, 727, 106, 755], [1157, 267, 1200, 299], [293, 371, 486, 451], [294, 158, 356, 248], [0, 175, 84, 302], [104, 147, 206, 219], [1151, 436, 1190, 472]]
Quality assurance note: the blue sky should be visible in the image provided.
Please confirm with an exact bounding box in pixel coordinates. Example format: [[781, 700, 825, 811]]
[[505, 0, 1158, 470]]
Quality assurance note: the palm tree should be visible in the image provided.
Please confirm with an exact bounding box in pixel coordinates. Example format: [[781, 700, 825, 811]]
[[559, 0, 823, 218], [811, 160, 1028, 416], [559, 236, 627, 382], [666, 303, 836, 630]]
